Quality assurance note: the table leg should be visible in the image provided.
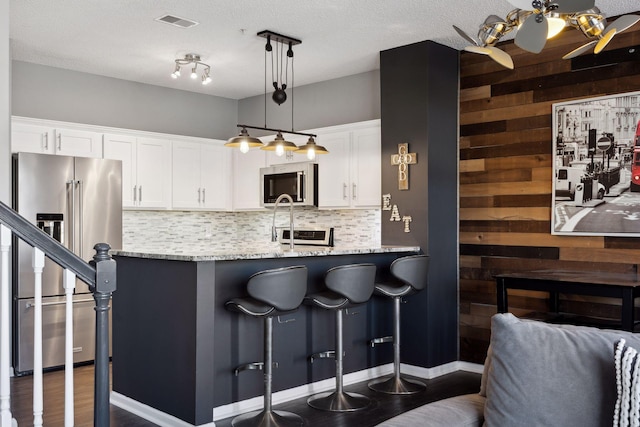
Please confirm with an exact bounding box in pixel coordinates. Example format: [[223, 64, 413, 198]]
[[496, 278, 508, 313], [621, 288, 635, 332]]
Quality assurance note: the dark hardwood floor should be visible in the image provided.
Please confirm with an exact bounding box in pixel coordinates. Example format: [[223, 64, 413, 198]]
[[9, 365, 480, 426]]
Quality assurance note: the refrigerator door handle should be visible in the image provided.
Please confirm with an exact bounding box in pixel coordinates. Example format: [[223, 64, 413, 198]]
[[67, 180, 75, 253], [25, 298, 95, 308], [78, 180, 84, 259]]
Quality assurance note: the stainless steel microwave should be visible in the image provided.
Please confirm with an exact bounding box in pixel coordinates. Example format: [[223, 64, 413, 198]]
[[260, 162, 318, 207]]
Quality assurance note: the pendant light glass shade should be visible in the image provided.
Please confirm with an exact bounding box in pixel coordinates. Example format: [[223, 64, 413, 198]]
[[294, 136, 329, 160], [260, 132, 298, 156], [225, 127, 263, 153]]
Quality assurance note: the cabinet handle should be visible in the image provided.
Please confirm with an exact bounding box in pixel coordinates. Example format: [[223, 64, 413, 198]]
[[198, 188, 201, 203], [43, 132, 49, 150], [57, 133, 62, 151], [139, 186, 142, 203], [343, 183, 348, 200], [202, 188, 206, 204], [352, 183, 357, 200], [133, 185, 137, 203]]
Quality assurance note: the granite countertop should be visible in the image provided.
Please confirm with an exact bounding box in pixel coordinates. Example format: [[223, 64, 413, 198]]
[[110, 245, 420, 262]]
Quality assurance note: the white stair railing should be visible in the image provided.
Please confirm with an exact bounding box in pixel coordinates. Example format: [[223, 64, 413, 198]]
[[0, 225, 16, 427], [0, 199, 115, 427]]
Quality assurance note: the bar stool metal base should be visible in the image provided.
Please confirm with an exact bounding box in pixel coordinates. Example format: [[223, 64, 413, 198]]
[[307, 390, 371, 412], [368, 375, 426, 395], [231, 409, 304, 427]]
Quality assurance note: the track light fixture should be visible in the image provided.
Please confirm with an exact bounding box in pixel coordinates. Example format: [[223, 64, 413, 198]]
[[171, 53, 212, 85], [453, 1, 640, 69], [225, 30, 329, 159]]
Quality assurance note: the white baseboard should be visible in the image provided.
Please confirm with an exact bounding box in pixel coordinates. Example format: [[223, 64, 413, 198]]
[[111, 360, 485, 426], [110, 391, 217, 427]]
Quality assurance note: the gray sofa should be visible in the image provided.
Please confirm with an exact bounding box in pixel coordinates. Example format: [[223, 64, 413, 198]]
[[377, 312, 640, 426]]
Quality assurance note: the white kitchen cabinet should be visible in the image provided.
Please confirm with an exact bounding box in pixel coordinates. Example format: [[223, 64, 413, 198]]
[[232, 148, 267, 210], [315, 121, 381, 209], [172, 140, 230, 210], [103, 134, 171, 209], [11, 120, 102, 158]]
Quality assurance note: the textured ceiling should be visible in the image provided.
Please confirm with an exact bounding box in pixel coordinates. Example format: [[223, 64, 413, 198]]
[[9, 0, 640, 100]]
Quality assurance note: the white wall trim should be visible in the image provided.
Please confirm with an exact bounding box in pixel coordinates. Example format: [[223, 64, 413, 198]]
[[110, 391, 217, 427], [111, 361, 485, 425]]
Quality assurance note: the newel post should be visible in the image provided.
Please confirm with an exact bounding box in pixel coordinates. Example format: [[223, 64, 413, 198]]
[[89, 243, 116, 427]]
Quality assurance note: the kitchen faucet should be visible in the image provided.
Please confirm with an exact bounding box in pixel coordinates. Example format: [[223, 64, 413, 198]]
[[271, 193, 295, 250]]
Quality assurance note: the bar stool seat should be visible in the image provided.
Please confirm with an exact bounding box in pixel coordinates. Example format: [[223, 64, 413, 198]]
[[226, 265, 308, 427], [305, 263, 376, 412], [369, 254, 429, 395]]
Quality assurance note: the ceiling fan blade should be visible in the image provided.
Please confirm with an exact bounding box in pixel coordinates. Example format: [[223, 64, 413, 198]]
[[464, 46, 492, 56], [605, 14, 640, 34], [487, 47, 515, 69], [515, 14, 548, 53], [453, 25, 479, 46], [554, 0, 596, 13], [593, 28, 616, 54], [562, 40, 597, 59], [507, 0, 538, 10]]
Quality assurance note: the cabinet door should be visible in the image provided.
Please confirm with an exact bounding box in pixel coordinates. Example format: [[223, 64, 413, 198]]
[[351, 126, 381, 207], [232, 148, 267, 210], [54, 128, 103, 158], [103, 134, 137, 208], [136, 138, 171, 209], [11, 123, 55, 154], [316, 131, 351, 208], [200, 142, 231, 210], [171, 141, 202, 209]]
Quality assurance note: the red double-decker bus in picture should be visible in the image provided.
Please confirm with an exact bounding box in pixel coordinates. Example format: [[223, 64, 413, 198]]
[[631, 121, 640, 192]]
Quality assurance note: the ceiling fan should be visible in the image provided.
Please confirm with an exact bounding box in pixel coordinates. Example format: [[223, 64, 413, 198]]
[[453, 0, 640, 69]]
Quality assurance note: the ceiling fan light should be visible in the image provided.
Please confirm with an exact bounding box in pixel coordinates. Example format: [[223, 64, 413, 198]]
[[478, 17, 510, 45], [546, 15, 567, 39]]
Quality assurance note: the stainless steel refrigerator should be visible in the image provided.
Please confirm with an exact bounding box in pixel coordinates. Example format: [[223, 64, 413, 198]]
[[12, 152, 122, 374]]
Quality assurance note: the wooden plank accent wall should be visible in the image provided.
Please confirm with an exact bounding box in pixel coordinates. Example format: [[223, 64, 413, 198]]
[[459, 15, 640, 364]]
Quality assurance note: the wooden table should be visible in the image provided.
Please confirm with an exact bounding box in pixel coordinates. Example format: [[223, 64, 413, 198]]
[[494, 270, 640, 331]]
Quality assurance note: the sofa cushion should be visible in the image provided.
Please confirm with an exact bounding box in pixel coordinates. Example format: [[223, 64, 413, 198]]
[[484, 313, 640, 427], [613, 338, 640, 426], [375, 393, 485, 427]]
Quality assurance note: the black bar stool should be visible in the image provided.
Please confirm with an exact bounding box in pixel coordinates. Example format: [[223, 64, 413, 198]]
[[305, 263, 377, 412], [368, 254, 429, 394], [225, 265, 308, 427]]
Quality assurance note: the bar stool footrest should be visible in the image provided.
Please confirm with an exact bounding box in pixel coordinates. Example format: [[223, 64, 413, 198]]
[[307, 390, 371, 412], [310, 350, 335, 363], [231, 409, 303, 427], [234, 362, 279, 376], [369, 335, 393, 347], [368, 375, 426, 395]]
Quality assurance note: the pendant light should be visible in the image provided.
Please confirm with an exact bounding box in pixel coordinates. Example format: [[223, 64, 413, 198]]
[[225, 127, 264, 153], [225, 30, 328, 158], [295, 136, 329, 160]]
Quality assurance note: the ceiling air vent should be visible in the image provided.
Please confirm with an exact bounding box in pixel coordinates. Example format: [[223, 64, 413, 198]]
[[155, 14, 199, 29]]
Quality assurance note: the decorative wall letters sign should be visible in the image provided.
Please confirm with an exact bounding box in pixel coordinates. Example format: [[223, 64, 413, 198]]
[[390, 205, 401, 221], [382, 194, 392, 211], [391, 143, 417, 190], [402, 216, 412, 233]]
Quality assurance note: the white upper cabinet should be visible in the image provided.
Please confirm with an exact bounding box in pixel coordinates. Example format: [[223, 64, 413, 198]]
[[232, 148, 267, 210], [172, 139, 230, 210], [12, 119, 102, 158], [103, 134, 171, 209], [315, 121, 381, 209]]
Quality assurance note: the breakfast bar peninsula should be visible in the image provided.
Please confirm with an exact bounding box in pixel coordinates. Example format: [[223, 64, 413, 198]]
[[110, 244, 420, 426]]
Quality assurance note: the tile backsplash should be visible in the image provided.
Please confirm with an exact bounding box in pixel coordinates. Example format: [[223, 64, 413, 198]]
[[123, 208, 381, 253]]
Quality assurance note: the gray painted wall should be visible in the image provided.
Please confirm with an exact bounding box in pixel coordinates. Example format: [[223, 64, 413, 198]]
[[11, 61, 238, 140], [1, 0, 9, 203], [238, 70, 380, 133]]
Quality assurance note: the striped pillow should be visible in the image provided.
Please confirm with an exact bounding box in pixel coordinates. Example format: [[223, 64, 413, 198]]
[[614, 339, 640, 427]]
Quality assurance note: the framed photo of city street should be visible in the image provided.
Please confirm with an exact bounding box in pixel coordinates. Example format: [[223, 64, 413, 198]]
[[552, 91, 640, 236]]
